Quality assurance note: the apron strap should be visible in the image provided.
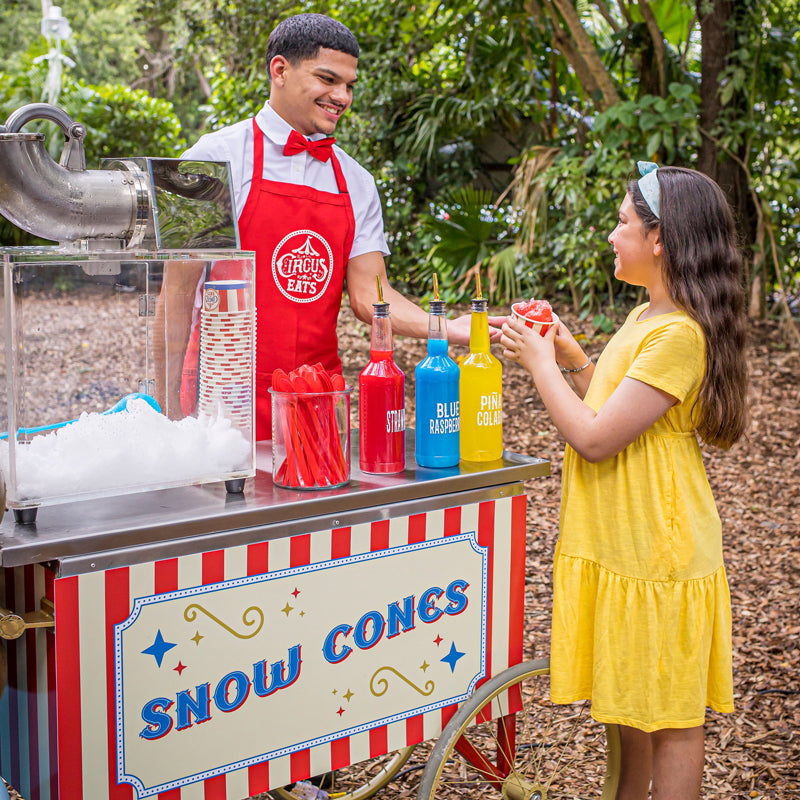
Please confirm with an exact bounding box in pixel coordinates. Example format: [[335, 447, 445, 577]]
[[251, 117, 264, 189], [330, 152, 349, 195]]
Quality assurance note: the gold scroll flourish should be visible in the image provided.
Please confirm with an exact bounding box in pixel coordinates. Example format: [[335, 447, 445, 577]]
[[370, 666, 435, 697], [183, 604, 264, 639]]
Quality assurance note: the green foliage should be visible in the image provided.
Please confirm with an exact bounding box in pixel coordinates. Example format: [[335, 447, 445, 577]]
[[66, 0, 148, 86], [589, 84, 700, 163], [419, 186, 520, 303], [511, 85, 703, 317], [0, 0, 147, 88], [0, 42, 185, 245], [60, 83, 186, 162], [0, 0, 798, 319], [707, 6, 800, 300]]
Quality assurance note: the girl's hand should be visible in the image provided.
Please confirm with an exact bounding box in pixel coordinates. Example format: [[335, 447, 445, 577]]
[[552, 319, 590, 371], [500, 317, 556, 374]]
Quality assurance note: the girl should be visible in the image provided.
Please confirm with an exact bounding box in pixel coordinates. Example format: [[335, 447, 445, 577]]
[[501, 163, 747, 800]]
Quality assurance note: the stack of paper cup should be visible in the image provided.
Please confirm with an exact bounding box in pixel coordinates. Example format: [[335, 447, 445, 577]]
[[197, 279, 254, 436]]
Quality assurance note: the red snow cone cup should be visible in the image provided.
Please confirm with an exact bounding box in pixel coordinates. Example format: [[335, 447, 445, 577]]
[[511, 300, 559, 337]]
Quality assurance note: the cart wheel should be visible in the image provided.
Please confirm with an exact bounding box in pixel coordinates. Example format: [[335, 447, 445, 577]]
[[417, 658, 620, 800], [272, 746, 416, 800]]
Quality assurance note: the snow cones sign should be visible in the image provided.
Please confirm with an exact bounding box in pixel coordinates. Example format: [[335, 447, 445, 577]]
[[1, 496, 527, 799]]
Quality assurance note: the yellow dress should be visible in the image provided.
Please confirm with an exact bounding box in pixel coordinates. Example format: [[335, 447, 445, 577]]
[[549, 304, 734, 732]]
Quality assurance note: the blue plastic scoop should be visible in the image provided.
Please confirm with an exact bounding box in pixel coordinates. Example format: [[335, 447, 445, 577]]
[[0, 392, 162, 440]]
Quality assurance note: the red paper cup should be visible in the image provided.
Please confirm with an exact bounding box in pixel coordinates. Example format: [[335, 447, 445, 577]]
[[511, 303, 559, 337], [202, 280, 252, 314]]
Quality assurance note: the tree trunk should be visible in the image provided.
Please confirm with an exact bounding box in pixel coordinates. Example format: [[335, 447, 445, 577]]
[[526, 0, 621, 110], [638, 0, 666, 96], [696, 0, 760, 310], [697, 0, 734, 176]]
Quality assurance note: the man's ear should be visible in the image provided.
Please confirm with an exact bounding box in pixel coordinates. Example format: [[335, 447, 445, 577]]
[[269, 55, 290, 85]]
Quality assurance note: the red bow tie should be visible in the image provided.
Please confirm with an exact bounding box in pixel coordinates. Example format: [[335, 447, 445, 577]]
[[283, 130, 336, 162]]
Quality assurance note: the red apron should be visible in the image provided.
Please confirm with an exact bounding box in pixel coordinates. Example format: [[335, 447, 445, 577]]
[[182, 118, 356, 440]]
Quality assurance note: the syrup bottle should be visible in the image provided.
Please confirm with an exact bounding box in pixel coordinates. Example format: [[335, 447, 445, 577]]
[[359, 276, 405, 473], [460, 273, 503, 461], [414, 274, 460, 468]]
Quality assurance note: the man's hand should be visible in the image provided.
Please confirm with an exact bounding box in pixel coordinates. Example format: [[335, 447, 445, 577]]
[[346, 253, 507, 345], [447, 313, 507, 346]]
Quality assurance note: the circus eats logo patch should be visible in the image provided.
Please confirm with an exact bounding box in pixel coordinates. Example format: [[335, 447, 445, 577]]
[[272, 230, 335, 303]]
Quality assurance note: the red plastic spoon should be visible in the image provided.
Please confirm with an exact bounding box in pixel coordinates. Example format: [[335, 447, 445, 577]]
[[288, 371, 331, 486], [299, 367, 344, 483], [320, 371, 348, 480], [272, 371, 312, 487]]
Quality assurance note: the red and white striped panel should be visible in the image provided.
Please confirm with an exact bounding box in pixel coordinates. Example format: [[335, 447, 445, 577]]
[[0, 564, 58, 800], [2, 494, 526, 800]]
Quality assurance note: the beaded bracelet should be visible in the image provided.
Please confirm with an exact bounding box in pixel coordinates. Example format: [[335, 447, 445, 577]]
[[561, 357, 592, 374]]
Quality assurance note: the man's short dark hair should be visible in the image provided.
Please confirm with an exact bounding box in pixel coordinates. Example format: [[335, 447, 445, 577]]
[[266, 13, 359, 73]]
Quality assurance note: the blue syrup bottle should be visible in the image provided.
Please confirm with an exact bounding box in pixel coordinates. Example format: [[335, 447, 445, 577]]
[[414, 297, 460, 467]]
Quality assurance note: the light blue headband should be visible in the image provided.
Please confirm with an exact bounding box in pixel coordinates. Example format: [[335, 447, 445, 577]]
[[637, 160, 660, 218]]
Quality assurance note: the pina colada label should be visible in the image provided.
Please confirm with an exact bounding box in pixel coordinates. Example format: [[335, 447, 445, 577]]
[[430, 401, 460, 434], [386, 408, 406, 433], [476, 392, 502, 427]]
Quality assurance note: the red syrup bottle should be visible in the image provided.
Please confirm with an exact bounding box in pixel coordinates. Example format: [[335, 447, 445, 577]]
[[358, 295, 405, 474]]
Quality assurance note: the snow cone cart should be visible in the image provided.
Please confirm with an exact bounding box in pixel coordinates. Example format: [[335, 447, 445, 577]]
[[0, 440, 557, 800], [0, 105, 618, 800]]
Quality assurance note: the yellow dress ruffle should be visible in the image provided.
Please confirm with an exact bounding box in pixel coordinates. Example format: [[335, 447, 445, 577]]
[[550, 547, 734, 731]]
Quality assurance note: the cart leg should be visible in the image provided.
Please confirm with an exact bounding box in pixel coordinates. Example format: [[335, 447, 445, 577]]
[[0, 643, 14, 800], [416, 658, 621, 800], [271, 747, 416, 800]]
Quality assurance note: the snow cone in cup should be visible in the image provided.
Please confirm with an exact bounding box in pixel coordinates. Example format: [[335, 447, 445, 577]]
[[510, 299, 559, 337]]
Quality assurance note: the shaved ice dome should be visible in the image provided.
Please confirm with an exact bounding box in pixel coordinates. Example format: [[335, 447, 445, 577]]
[[0, 397, 251, 502], [516, 299, 553, 322]]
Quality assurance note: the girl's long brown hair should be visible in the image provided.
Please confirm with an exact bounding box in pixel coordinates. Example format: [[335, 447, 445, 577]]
[[629, 167, 748, 449]]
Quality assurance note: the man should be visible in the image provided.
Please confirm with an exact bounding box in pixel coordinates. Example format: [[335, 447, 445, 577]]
[[159, 13, 502, 439]]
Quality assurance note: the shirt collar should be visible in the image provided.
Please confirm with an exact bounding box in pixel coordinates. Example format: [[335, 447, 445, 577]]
[[257, 102, 330, 144]]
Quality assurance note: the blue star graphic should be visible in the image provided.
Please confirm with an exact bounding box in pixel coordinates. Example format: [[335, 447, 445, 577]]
[[142, 630, 177, 667], [440, 642, 466, 673]]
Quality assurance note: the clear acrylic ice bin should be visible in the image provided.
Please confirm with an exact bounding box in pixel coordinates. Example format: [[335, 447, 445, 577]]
[[0, 247, 256, 518]]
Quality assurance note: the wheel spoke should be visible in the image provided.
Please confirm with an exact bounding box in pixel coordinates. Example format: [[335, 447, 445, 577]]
[[454, 734, 505, 785], [417, 661, 619, 800], [544, 706, 593, 789]]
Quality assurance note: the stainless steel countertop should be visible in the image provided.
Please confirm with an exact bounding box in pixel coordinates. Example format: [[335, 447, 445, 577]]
[[0, 437, 549, 572]]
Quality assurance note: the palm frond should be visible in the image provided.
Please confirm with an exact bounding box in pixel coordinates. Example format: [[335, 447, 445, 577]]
[[503, 146, 561, 256]]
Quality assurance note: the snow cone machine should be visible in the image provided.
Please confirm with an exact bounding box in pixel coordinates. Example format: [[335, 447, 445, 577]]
[[0, 104, 550, 800], [0, 103, 257, 523]]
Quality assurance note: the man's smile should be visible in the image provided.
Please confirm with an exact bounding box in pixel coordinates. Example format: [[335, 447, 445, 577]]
[[317, 100, 346, 117]]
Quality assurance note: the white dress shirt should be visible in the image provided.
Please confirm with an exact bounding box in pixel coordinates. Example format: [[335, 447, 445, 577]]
[[182, 102, 390, 259]]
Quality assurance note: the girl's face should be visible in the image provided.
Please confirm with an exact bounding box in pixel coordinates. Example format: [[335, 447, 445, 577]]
[[608, 194, 661, 288]]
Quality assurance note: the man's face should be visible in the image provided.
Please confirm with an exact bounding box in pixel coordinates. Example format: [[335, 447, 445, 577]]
[[269, 47, 358, 136]]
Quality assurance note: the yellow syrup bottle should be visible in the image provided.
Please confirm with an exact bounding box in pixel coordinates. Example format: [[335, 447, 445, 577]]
[[459, 275, 503, 461]]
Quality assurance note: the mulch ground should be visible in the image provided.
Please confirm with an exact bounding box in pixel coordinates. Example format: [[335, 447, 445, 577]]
[[5, 300, 798, 799]]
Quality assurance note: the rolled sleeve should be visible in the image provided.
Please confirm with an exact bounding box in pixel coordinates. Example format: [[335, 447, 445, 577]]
[[348, 170, 390, 259]]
